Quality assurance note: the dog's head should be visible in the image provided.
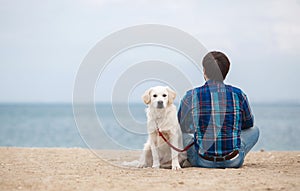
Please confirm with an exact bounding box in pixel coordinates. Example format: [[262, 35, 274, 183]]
[[142, 86, 176, 109]]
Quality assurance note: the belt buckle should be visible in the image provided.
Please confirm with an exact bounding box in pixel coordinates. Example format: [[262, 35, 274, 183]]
[[218, 156, 226, 162], [213, 155, 226, 162]]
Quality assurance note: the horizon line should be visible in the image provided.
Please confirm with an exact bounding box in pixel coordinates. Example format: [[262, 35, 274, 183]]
[[0, 101, 300, 106]]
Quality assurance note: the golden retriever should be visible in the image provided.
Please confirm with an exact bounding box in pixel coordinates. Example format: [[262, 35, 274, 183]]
[[138, 86, 187, 170]]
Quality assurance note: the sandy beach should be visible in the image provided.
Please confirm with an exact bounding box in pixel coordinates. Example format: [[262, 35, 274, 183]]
[[0, 147, 299, 191]]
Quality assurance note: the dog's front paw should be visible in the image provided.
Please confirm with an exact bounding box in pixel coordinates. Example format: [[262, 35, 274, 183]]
[[152, 164, 160, 169], [172, 164, 181, 170]]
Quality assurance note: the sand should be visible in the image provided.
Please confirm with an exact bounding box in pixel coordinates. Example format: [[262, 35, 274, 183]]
[[0, 147, 299, 191]]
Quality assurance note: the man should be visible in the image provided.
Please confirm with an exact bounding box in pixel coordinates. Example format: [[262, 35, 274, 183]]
[[178, 51, 259, 168]]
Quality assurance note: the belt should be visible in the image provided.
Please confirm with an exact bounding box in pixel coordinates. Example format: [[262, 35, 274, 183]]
[[199, 150, 239, 162]]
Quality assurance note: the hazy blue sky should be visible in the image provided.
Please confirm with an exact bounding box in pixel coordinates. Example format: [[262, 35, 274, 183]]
[[1, 0, 299, 103]]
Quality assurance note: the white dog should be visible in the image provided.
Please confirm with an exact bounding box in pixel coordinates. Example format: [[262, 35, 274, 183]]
[[138, 86, 187, 170]]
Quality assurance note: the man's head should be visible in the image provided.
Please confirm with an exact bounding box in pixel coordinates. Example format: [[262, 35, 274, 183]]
[[202, 51, 230, 81]]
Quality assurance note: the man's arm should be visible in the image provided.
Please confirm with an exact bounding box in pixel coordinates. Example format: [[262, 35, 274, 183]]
[[241, 94, 254, 130], [178, 92, 194, 133]]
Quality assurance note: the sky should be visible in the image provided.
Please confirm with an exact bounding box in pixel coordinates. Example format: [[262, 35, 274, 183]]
[[0, 0, 300, 104]]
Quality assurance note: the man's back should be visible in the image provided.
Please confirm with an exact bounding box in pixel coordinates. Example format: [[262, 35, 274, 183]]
[[178, 80, 254, 156]]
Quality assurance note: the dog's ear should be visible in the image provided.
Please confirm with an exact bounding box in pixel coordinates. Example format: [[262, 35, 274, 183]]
[[166, 87, 176, 105], [142, 88, 152, 105]]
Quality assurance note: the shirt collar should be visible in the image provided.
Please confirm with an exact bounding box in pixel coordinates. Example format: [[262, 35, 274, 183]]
[[205, 79, 224, 85]]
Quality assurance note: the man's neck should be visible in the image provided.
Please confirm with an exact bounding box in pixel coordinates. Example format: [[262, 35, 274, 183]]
[[206, 79, 224, 83]]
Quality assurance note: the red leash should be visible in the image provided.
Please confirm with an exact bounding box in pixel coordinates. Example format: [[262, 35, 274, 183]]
[[157, 128, 194, 152]]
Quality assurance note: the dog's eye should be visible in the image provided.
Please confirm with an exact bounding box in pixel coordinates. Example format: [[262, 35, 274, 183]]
[[153, 94, 157, 98], [162, 94, 167, 97]]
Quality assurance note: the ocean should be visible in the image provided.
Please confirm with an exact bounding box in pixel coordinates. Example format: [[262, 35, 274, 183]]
[[0, 103, 299, 151]]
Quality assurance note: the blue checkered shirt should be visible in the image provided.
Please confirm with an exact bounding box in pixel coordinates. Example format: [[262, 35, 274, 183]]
[[178, 80, 254, 156]]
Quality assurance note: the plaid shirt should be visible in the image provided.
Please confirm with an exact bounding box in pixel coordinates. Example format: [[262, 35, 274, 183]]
[[178, 80, 254, 156]]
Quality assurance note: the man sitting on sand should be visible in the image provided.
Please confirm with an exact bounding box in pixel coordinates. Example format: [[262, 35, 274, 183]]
[[178, 51, 259, 168]]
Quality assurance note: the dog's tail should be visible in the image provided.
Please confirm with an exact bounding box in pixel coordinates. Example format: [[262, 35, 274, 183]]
[[121, 160, 140, 167]]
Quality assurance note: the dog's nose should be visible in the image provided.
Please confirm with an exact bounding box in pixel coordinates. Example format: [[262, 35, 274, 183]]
[[157, 101, 164, 108]]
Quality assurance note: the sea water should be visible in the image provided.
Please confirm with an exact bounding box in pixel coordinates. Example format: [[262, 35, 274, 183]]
[[0, 103, 299, 151]]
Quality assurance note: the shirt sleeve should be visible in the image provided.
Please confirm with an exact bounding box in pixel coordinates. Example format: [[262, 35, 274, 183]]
[[178, 92, 195, 133], [241, 93, 254, 129]]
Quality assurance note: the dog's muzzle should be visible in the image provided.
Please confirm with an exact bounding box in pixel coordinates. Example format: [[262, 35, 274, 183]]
[[157, 101, 164, 109]]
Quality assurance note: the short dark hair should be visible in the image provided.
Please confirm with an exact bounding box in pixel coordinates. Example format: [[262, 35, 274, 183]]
[[202, 51, 230, 81]]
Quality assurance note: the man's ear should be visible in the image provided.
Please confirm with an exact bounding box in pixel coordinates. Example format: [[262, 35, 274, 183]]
[[166, 87, 176, 105], [142, 88, 152, 105]]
